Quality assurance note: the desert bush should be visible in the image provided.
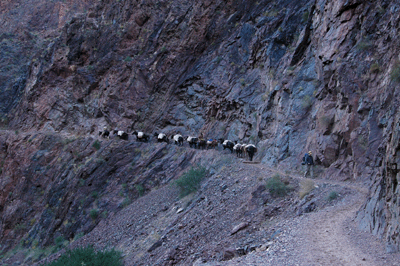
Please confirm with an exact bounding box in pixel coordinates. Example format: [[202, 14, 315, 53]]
[[327, 191, 339, 201], [41, 245, 123, 266], [264, 9, 279, 17], [92, 140, 101, 150], [299, 179, 315, 199], [175, 166, 207, 198], [53, 236, 67, 252], [135, 184, 145, 196], [302, 10, 309, 23], [89, 209, 99, 220], [91, 191, 99, 199], [73, 232, 85, 242], [266, 174, 288, 197], [121, 197, 131, 208], [390, 63, 400, 82]]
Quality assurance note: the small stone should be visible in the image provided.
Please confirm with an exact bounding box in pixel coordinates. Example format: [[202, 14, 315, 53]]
[[231, 222, 249, 235]]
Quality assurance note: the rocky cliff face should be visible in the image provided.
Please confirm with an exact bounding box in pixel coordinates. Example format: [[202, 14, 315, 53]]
[[0, 0, 95, 115], [1, 0, 400, 260]]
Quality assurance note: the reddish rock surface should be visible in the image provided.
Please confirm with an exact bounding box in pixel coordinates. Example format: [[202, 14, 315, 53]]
[[1, 0, 400, 264]]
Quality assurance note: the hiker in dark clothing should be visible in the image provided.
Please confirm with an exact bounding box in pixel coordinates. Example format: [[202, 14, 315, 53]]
[[302, 151, 314, 178]]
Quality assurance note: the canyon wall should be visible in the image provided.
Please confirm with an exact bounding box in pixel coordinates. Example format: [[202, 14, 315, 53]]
[[1, 0, 400, 255]]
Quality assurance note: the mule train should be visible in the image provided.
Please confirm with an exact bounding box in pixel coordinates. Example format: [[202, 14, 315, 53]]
[[98, 127, 257, 161]]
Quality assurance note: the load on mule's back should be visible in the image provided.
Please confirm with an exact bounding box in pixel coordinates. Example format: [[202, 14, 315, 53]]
[[154, 132, 169, 144], [233, 143, 244, 158], [245, 144, 257, 161], [132, 131, 150, 142], [186, 136, 198, 148], [206, 139, 218, 149], [113, 129, 129, 140], [171, 134, 184, 146], [219, 139, 234, 153]]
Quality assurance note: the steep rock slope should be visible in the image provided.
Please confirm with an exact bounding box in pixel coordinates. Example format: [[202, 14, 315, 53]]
[[1, 0, 400, 261], [0, 0, 94, 115]]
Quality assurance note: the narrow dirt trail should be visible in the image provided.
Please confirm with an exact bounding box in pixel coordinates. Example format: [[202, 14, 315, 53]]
[[288, 191, 379, 266], [255, 163, 399, 266], [196, 162, 400, 266]]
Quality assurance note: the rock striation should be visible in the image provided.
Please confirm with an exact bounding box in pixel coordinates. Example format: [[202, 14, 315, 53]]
[[0, 0, 400, 261]]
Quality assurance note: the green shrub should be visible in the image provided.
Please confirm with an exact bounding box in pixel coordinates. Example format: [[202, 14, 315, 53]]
[[41, 245, 123, 266], [135, 184, 145, 196], [121, 197, 131, 208], [175, 166, 207, 198], [390, 63, 400, 82], [327, 191, 338, 201], [266, 174, 288, 197], [264, 9, 279, 17], [54, 236, 67, 252], [73, 232, 85, 242], [92, 140, 101, 150], [302, 10, 309, 23], [89, 209, 99, 220]]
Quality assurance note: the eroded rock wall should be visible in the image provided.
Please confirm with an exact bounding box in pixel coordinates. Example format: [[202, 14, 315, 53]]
[[1, 0, 400, 255], [0, 0, 95, 115]]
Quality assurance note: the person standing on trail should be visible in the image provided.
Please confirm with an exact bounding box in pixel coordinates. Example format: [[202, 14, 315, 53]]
[[302, 151, 314, 178]]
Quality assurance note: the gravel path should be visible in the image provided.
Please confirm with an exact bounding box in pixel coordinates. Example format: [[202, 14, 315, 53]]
[[194, 171, 400, 266]]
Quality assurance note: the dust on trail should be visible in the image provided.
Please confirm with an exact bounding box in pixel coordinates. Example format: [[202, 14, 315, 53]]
[[291, 192, 376, 266], [195, 162, 400, 266]]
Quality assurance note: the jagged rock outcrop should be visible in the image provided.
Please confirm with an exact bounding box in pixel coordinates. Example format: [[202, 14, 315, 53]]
[[1, 0, 400, 262], [0, 0, 95, 115]]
